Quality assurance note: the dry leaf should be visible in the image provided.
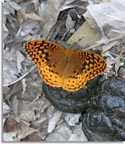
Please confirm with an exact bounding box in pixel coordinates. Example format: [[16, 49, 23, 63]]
[[3, 48, 22, 86], [65, 14, 75, 30], [16, 50, 25, 73], [115, 56, 121, 74], [40, 99, 50, 113], [3, 23, 8, 39], [3, 2, 15, 15], [3, 132, 17, 141], [46, 122, 72, 141], [22, 132, 43, 141], [18, 10, 43, 21], [25, 12, 43, 21], [39, 0, 65, 38], [8, 1, 21, 11], [68, 22, 101, 47], [68, 124, 88, 141], [48, 111, 63, 133], [11, 96, 20, 116], [3, 102, 11, 115], [102, 41, 118, 53], [64, 113, 81, 126], [17, 121, 37, 141], [19, 104, 36, 122]]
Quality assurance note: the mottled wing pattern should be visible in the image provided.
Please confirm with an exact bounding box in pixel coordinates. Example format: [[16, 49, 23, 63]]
[[24, 40, 66, 87], [63, 73, 87, 91], [63, 50, 107, 91], [63, 50, 87, 91], [24, 40, 107, 92], [83, 51, 107, 80]]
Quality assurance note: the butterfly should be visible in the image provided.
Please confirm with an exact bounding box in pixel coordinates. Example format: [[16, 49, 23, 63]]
[[24, 39, 107, 92]]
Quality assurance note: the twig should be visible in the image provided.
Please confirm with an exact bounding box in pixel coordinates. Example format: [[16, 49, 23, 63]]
[[3, 66, 36, 87], [84, 35, 125, 50]]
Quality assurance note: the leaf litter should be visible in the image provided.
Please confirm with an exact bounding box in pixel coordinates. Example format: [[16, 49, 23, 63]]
[[2, 0, 125, 142]]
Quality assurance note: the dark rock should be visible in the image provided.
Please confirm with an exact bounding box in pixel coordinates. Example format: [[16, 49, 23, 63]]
[[43, 75, 125, 141], [42, 76, 101, 113], [82, 77, 125, 141]]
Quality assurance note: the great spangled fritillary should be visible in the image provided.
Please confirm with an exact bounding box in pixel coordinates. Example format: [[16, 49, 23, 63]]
[[24, 39, 107, 92]]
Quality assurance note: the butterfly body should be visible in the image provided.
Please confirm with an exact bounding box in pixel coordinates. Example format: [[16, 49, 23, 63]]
[[24, 40, 107, 92]]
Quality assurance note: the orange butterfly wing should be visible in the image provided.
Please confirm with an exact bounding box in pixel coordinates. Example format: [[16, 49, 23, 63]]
[[24, 40, 107, 92], [25, 40, 66, 87], [62, 50, 107, 91]]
